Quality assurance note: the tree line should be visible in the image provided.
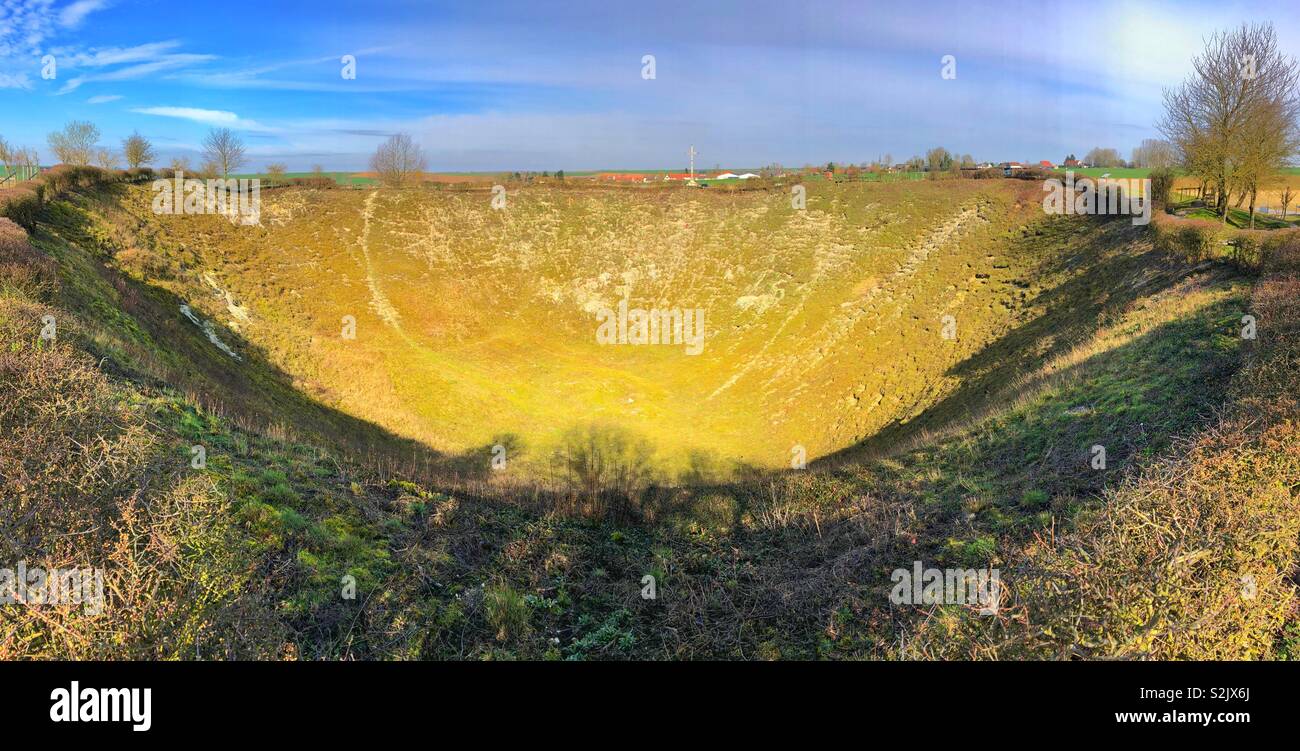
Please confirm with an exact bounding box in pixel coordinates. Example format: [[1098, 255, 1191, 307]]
[[1, 122, 428, 189]]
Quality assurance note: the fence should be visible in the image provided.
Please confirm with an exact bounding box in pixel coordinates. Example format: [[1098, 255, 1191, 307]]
[[0, 166, 43, 187]]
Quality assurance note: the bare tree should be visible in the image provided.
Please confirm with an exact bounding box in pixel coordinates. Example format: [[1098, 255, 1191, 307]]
[[265, 163, 287, 185], [1281, 184, 1294, 220], [170, 156, 191, 173], [122, 132, 156, 169], [1160, 23, 1300, 222], [0, 135, 11, 180], [370, 133, 427, 187], [201, 128, 247, 177], [94, 148, 121, 170], [1083, 147, 1123, 168], [47, 120, 100, 166], [1131, 138, 1177, 169], [19, 147, 40, 175]]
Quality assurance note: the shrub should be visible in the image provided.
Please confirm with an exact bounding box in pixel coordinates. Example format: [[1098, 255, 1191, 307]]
[[123, 167, 156, 183], [0, 186, 43, 232], [1260, 230, 1300, 272], [1227, 230, 1270, 271], [0, 298, 282, 659], [1148, 167, 1176, 210], [1179, 220, 1230, 261], [1150, 214, 1229, 262], [0, 217, 57, 298], [286, 176, 337, 190], [39, 164, 116, 195]]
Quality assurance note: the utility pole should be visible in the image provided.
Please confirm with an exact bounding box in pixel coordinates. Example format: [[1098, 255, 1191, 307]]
[[687, 145, 697, 186]]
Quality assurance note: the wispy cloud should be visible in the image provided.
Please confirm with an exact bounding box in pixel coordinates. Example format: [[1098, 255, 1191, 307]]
[[131, 105, 274, 132], [0, 73, 33, 90], [57, 52, 217, 93], [86, 93, 122, 103], [59, 0, 112, 29]]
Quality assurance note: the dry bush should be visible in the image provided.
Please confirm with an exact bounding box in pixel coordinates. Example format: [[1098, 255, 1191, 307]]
[[0, 297, 284, 659], [0, 186, 43, 231], [286, 176, 336, 190], [1150, 213, 1231, 262], [0, 218, 57, 299], [39, 164, 117, 196], [1261, 231, 1300, 272]]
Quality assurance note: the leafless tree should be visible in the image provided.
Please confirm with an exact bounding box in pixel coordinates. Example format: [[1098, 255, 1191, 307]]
[[201, 128, 247, 177], [47, 120, 100, 166], [0, 135, 11, 179], [18, 147, 40, 175], [94, 148, 121, 170], [370, 133, 427, 187], [1160, 23, 1300, 222], [1131, 139, 1177, 169], [1083, 147, 1123, 168], [1280, 185, 1294, 219], [265, 163, 287, 185]]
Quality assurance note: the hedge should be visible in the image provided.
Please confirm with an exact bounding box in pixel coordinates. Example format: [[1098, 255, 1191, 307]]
[[0, 164, 123, 231]]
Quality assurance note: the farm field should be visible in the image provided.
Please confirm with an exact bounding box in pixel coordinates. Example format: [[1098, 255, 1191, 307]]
[[114, 179, 1056, 482]]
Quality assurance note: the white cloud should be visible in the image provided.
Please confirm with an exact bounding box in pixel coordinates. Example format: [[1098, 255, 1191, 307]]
[[87, 93, 122, 103], [58, 41, 184, 67], [0, 0, 58, 59], [57, 52, 217, 93], [0, 72, 34, 90], [131, 106, 275, 132], [59, 0, 111, 29]]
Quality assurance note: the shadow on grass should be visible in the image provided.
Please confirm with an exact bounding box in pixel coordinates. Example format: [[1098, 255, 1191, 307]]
[[817, 217, 1240, 468]]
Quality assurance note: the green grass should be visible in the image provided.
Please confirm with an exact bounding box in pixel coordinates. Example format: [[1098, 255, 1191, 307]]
[[1052, 166, 1155, 178], [231, 171, 376, 186], [1177, 204, 1300, 229]]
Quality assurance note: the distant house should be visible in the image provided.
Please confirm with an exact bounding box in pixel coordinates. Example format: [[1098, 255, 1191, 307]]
[[737, 173, 760, 180], [999, 161, 1024, 176], [1063, 157, 1082, 168], [1039, 160, 1055, 169], [713, 172, 739, 180]]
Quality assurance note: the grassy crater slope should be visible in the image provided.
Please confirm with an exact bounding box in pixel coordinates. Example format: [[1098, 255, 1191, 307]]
[[2, 180, 1296, 660], [112, 180, 1063, 480]]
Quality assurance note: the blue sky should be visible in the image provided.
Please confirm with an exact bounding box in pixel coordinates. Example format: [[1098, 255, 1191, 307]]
[[2, 0, 1297, 171]]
